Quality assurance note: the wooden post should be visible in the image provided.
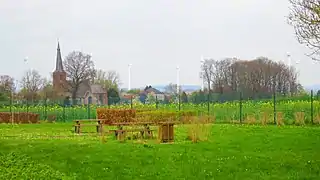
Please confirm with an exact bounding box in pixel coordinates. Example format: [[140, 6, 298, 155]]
[[159, 122, 174, 143], [74, 120, 80, 134], [96, 120, 102, 133]]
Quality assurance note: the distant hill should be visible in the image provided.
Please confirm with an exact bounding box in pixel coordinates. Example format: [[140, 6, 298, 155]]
[[151, 85, 201, 92], [305, 84, 320, 92]]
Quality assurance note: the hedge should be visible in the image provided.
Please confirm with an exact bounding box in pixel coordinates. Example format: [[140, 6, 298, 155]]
[[0, 112, 40, 124], [96, 108, 136, 124], [136, 110, 198, 122]]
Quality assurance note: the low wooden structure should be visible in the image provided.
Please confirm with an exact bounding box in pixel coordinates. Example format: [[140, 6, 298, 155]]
[[108, 122, 156, 140], [73, 119, 105, 134], [158, 122, 175, 143], [73, 119, 177, 143]]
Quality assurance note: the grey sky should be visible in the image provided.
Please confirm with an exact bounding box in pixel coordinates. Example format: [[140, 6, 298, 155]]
[[0, 0, 318, 89]]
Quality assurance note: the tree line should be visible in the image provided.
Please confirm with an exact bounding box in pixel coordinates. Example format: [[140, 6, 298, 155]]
[[199, 57, 301, 101], [0, 51, 121, 104]]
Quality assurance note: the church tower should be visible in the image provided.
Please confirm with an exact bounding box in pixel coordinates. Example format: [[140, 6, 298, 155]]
[[52, 42, 67, 93]]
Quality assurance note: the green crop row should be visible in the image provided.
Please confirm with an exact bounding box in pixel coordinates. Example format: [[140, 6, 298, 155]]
[[0, 100, 319, 124]]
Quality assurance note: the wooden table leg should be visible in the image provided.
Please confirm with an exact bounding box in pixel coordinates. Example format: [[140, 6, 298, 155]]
[[75, 121, 80, 134], [97, 120, 103, 134], [74, 125, 78, 133]]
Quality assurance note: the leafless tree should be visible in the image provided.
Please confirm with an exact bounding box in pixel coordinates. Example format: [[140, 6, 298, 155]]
[[164, 83, 181, 96], [94, 69, 121, 90], [0, 75, 15, 101], [200, 59, 215, 92], [64, 51, 96, 101], [288, 0, 320, 60], [20, 70, 44, 101], [39, 78, 57, 101], [200, 57, 300, 100], [0, 75, 15, 92]]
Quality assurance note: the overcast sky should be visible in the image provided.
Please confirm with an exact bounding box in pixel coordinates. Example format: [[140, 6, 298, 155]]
[[0, 0, 318, 88]]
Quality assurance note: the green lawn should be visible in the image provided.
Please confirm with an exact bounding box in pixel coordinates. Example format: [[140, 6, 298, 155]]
[[0, 123, 319, 180]]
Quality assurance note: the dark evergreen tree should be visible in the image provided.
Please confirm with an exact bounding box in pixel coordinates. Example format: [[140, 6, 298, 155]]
[[108, 87, 120, 105]]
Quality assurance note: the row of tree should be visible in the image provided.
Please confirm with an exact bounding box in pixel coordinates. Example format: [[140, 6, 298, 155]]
[[0, 51, 122, 104], [200, 57, 302, 100]]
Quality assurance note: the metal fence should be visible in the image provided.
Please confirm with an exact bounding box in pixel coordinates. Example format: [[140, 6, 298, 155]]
[[0, 90, 319, 124]]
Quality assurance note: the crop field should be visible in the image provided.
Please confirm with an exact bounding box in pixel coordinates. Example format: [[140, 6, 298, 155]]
[[0, 123, 319, 179], [1, 100, 320, 124]]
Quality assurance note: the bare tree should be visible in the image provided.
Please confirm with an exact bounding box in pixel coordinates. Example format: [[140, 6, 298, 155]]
[[39, 78, 57, 101], [64, 51, 96, 101], [164, 83, 181, 96], [20, 70, 44, 101], [0, 75, 15, 101], [200, 59, 215, 92], [288, 0, 320, 60], [0, 75, 15, 92], [199, 57, 300, 101], [94, 69, 121, 90]]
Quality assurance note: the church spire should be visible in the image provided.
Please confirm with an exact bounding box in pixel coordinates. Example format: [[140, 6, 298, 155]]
[[55, 41, 64, 72]]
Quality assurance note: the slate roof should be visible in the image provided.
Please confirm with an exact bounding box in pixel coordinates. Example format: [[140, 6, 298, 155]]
[[145, 87, 164, 94], [139, 87, 164, 96], [67, 79, 107, 98], [54, 42, 64, 72], [90, 84, 106, 94]]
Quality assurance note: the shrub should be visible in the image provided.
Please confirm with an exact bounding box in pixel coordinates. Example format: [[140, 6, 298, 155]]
[[0, 112, 39, 124], [96, 108, 136, 124], [276, 112, 284, 126], [294, 112, 305, 126], [136, 110, 197, 123], [245, 115, 256, 125], [186, 116, 212, 143]]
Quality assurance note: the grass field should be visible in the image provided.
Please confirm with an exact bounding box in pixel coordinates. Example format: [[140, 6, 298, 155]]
[[0, 123, 320, 179]]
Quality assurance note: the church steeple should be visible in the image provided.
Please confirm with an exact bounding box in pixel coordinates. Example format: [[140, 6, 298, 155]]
[[53, 41, 67, 94], [55, 41, 64, 72]]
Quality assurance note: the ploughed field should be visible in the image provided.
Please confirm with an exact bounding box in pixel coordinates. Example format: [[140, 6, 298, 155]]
[[0, 123, 319, 180]]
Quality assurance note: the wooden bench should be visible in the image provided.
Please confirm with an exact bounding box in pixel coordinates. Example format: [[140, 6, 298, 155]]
[[108, 122, 156, 139], [109, 128, 155, 139], [73, 119, 105, 134]]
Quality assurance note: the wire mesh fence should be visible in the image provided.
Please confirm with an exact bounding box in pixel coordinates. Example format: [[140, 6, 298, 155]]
[[0, 90, 319, 124]]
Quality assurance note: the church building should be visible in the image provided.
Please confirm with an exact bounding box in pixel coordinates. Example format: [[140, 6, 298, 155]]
[[52, 42, 108, 105]]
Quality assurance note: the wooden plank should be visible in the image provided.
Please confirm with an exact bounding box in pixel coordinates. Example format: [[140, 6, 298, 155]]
[[109, 122, 156, 126], [73, 119, 105, 122], [110, 129, 155, 132], [74, 124, 101, 127]]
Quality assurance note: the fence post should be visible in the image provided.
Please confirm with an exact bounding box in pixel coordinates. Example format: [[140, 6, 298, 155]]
[[273, 87, 276, 125], [311, 90, 314, 124], [155, 95, 158, 109], [63, 102, 66, 122], [239, 91, 243, 123], [26, 99, 29, 122], [130, 96, 133, 109], [87, 102, 90, 119], [207, 91, 210, 116], [178, 94, 181, 111], [44, 94, 47, 120], [9, 91, 12, 113], [26, 99, 29, 113]]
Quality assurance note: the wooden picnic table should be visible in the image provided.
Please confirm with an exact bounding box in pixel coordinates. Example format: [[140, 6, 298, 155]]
[[73, 119, 177, 143], [108, 121, 178, 141]]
